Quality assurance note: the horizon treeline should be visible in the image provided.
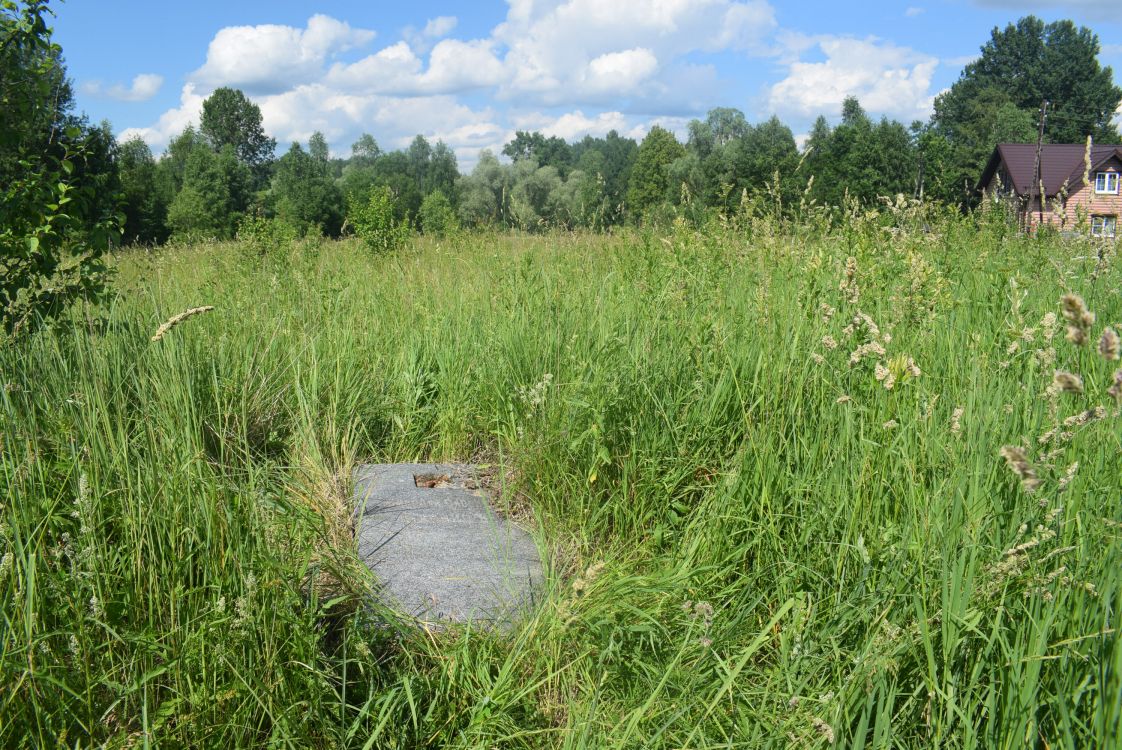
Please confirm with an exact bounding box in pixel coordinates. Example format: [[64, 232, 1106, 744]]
[[7, 5, 1122, 249]]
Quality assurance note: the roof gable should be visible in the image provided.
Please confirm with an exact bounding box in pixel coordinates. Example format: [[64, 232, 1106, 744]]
[[978, 143, 1122, 196]]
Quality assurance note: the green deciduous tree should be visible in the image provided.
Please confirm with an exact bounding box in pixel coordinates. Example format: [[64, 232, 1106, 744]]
[[271, 141, 343, 236], [166, 143, 250, 240], [931, 16, 1121, 203], [571, 130, 637, 224], [457, 150, 510, 227], [349, 185, 410, 252], [419, 190, 458, 236], [804, 98, 918, 206], [308, 131, 330, 175], [118, 135, 168, 244], [350, 133, 380, 166], [627, 126, 685, 218], [199, 87, 276, 181], [503, 131, 573, 177], [1, 0, 120, 335]]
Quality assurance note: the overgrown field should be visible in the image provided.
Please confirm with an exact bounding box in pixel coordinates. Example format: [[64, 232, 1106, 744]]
[[2, 208, 1121, 748]]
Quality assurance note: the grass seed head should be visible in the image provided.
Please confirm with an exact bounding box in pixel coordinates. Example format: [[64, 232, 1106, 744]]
[[1060, 294, 1094, 346], [950, 406, 964, 436], [1052, 371, 1084, 394], [1098, 328, 1120, 361], [999, 445, 1042, 493], [1108, 369, 1122, 404], [151, 306, 216, 342]]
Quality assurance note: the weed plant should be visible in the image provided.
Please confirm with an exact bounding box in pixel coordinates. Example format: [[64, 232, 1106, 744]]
[[1, 204, 1120, 747]]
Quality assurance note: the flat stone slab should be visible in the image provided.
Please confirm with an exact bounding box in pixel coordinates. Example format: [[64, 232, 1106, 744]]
[[354, 463, 542, 626]]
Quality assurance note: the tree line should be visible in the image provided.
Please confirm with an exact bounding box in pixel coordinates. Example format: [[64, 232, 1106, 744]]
[[3, 0, 1121, 329], [109, 16, 1122, 243]]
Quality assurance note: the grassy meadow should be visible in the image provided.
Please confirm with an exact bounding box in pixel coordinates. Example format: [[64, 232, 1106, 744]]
[[2, 205, 1121, 747]]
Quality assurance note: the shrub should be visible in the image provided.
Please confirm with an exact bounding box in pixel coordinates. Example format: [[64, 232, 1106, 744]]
[[1, 1, 120, 337], [348, 186, 411, 252], [419, 190, 459, 237], [235, 213, 301, 255]]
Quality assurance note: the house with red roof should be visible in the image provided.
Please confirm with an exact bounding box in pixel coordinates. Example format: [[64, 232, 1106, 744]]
[[977, 143, 1122, 238]]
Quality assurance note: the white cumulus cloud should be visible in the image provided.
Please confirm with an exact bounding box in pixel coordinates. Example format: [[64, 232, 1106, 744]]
[[193, 14, 375, 94], [119, 3, 787, 170], [494, 0, 776, 105], [423, 16, 458, 38], [118, 83, 206, 146], [81, 73, 164, 102], [767, 36, 939, 121]]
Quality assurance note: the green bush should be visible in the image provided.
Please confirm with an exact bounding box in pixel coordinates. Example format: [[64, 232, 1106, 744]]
[[348, 186, 411, 252], [418, 190, 459, 237], [1, 0, 120, 337], [236, 212, 301, 255]]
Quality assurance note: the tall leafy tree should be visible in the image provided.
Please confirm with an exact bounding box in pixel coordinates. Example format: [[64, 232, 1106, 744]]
[[457, 150, 510, 227], [935, 17, 1120, 144], [1, 0, 120, 334], [425, 141, 459, 200], [199, 87, 276, 177], [166, 143, 250, 240], [503, 131, 574, 177], [350, 133, 380, 166], [118, 136, 168, 244], [571, 130, 637, 222], [627, 126, 685, 217], [931, 16, 1121, 203], [407, 135, 433, 189], [724, 116, 800, 209], [308, 131, 330, 174], [805, 98, 918, 206], [271, 142, 343, 236]]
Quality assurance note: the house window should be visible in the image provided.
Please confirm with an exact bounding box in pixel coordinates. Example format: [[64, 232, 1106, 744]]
[[1095, 171, 1119, 194], [1091, 215, 1117, 238]]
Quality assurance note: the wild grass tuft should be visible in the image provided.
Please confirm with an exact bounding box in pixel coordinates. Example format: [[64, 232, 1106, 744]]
[[2, 211, 1120, 747]]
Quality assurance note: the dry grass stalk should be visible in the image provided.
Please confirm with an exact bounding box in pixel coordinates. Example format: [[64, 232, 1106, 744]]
[[1060, 294, 1094, 346], [839, 256, 859, 305], [999, 446, 1042, 493], [1052, 371, 1084, 394], [1098, 328, 1120, 361], [151, 306, 215, 341], [1108, 369, 1122, 404]]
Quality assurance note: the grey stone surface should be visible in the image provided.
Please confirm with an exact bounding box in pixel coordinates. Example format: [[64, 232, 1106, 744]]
[[354, 463, 542, 626]]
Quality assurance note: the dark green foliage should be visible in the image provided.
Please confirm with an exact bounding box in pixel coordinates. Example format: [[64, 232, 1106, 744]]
[[371, 151, 423, 223], [804, 98, 919, 206], [503, 130, 574, 177], [627, 126, 686, 217], [572, 130, 638, 220], [166, 143, 251, 240], [675, 110, 801, 213], [419, 190, 458, 236], [0, 0, 120, 336], [199, 87, 276, 184], [931, 16, 1122, 204], [117, 136, 168, 245], [272, 141, 344, 236]]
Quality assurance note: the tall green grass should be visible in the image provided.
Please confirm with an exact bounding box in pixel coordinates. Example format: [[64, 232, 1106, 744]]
[[2, 208, 1120, 747]]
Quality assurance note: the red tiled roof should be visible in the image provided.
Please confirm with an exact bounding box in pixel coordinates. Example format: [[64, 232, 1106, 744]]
[[977, 143, 1122, 196]]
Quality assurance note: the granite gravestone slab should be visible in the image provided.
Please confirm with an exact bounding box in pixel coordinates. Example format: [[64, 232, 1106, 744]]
[[354, 463, 542, 626]]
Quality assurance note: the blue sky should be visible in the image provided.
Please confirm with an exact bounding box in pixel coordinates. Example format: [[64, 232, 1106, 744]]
[[52, 0, 1122, 169]]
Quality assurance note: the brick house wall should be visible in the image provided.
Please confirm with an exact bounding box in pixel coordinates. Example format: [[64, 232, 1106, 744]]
[[1024, 156, 1122, 234]]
